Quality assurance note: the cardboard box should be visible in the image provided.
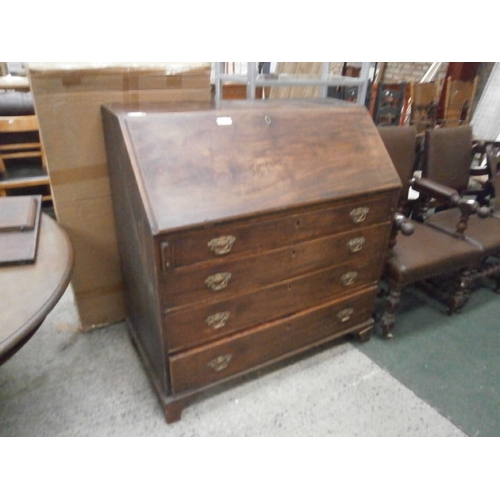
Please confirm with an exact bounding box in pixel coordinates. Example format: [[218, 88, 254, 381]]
[[28, 63, 212, 329]]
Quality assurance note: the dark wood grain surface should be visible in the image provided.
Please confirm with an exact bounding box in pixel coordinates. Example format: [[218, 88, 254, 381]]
[[118, 103, 400, 233], [102, 100, 401, 422], [0, 214, 74, 364]]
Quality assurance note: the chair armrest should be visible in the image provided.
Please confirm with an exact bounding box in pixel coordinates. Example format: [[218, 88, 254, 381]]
[[411, 177, 486, 235], [411, 177, 461, 204]]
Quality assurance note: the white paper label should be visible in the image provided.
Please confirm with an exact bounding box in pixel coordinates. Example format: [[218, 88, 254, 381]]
[[216, 116, 233, 126]]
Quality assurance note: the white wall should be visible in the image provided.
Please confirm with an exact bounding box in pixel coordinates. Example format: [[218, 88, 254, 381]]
[[472, 63, 500, 141]]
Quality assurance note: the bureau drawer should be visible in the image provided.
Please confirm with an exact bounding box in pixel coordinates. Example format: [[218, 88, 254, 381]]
[[162, 222, 391, 310], [159, 193, 396, 269], [168, 286, 377, 394], [165, 254, 381, 352]]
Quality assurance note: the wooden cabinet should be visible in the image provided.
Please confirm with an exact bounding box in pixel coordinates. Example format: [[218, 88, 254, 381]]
[[102, 100, 401, 423]]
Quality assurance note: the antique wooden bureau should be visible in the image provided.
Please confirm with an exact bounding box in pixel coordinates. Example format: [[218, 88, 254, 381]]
[[101, 100, 401, 423]]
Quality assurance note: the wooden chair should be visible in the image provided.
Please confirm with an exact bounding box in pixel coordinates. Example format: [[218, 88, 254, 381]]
[[373, 83, 408, 126], [409, 81, 441, 132], [440, 76, 478, 127], [0, 114, 52, 200], [377, 126, 484, 338], [416, 125, 493, 215], [377, 125, 418, 216], [423, 138, 500, 292]]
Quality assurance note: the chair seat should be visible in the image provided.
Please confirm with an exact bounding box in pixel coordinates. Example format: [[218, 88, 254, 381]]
[[386, 222, 483, 285], [426, 208, 500, 255]]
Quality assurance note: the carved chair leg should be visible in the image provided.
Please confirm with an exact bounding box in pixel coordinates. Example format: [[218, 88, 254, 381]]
[[448, 268, 474, 314], [380, 281, 403, 339], [492, 259, 500, 293], [486, 266, 500, 294], [473, 256, 500, 293]]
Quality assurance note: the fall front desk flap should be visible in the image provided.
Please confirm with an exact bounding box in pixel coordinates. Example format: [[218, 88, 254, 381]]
[[104, 101, 401, 235]]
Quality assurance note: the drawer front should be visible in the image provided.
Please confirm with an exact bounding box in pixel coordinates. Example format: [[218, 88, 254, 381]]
[[159, 193, 395, 270], [165, 254, 381, 352], [168, 286, 377, 394], [162, 222, 391, 310]]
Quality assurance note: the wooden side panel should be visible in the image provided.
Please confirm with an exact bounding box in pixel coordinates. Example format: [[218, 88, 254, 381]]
[[101, 107, 168, 390]]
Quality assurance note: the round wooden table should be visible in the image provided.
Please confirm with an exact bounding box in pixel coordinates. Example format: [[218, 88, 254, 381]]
[[0, 214, 74, 364]]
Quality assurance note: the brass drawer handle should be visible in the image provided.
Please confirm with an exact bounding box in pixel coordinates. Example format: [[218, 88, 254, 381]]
[[341, 271, 358, 286], [337, 307, 354, 322], [208, 235, 236, 256], [208, 354, 232, 372], [350, 207, 369, 224], [205, 272, 232, 291], [347, 236, 365, 253], [206, 311, 230, 329]]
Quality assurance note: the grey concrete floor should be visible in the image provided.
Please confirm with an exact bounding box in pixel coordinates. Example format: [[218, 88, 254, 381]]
[[0, 286, 466, 437]]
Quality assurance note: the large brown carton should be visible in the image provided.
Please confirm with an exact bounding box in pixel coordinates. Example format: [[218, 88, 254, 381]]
[[28, 63, 212, 329]]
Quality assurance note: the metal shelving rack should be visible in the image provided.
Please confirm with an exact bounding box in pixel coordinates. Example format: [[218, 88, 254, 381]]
[[214, 62, 372, 105]]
